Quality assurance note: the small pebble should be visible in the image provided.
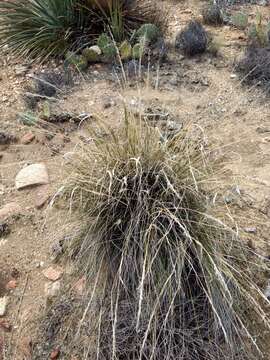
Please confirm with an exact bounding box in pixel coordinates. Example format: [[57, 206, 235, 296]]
[[244, 227, 257, 234]]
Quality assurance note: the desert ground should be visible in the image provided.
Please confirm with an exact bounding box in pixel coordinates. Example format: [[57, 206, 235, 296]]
[[0, 0, 270, 359]]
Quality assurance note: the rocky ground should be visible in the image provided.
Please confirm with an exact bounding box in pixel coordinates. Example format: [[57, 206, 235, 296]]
[[0, 0, 270, 359]]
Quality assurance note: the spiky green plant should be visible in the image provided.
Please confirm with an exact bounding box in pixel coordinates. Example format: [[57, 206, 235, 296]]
[[231, 11, 249, 30], [0, 0, 166, 60], [62, 110, 270, 359], [0, 0, 93, 59], [247, 11, 269, 47]]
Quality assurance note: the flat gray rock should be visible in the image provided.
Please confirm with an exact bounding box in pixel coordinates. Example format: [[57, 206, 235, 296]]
[[15, 163, 49, 190]]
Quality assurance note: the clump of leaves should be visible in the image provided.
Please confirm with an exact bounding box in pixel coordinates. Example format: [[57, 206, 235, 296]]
[[231, 11, 249, 30], [62, 109, 270, 359], [202, 4, 224, 26], [236, 46, 270, 92], [175, 21, 208, 56]]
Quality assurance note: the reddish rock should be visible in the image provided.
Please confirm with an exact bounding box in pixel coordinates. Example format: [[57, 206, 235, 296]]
[[73, 276, 86, 296], [21, 132, 35, 145], [35, 185, 51, 209], [18, 337, 32, 358], [42, 267, 64, 282], [0, 202, 21, 221], [0, 319, 12, 332], [50, 348, 60, 359], [5, 279, 17, 290]]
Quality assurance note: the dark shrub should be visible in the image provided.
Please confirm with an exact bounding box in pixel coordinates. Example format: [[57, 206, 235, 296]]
[[236, 46, 270, 91], [22, 70, 71, 109], [175, 21, 208, 56], [202, 4, 224, 26]]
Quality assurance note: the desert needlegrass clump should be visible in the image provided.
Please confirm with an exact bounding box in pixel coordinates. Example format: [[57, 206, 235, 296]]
[[63, 110, 270, 359]]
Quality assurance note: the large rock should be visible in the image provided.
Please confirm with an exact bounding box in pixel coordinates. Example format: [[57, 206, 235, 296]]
[[15, 163, 49, 190]]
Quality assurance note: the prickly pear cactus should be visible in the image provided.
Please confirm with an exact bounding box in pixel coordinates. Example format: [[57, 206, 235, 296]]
[[65, 51, 80, 66], [82, 46, 102, 63], [132, 42, 144, 59], [247, 12, 269, 47], [119, 40, 132, 60], [97, 33, 117, 60], [136, 24, 161, 44]]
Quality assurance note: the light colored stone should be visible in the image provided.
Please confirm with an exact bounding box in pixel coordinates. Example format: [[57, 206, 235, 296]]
[[42, 266, 63, 281], [244, 227, 257, 234], [45, 281, 61, 299], [0, 202, 21, 221], [0, 297, 8, 316], [15, 163, 49, 190]]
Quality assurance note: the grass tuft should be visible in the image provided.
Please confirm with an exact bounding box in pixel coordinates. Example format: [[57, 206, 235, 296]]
[[61, 109, 270, 359]]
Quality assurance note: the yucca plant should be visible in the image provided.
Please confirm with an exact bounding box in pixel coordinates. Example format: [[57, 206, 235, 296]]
[[0, 0, 94, 59], [0, 0, 165, 60], [60, 110, 270, 359]]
